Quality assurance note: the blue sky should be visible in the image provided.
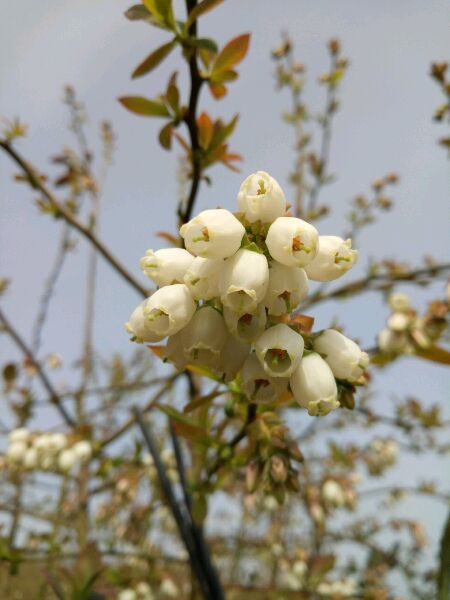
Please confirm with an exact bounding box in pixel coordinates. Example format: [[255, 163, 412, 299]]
[[1, 0, 450, 585]]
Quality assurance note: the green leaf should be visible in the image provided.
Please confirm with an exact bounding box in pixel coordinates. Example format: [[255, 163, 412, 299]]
[[158, 121, 173, 149], [166, 81, 180, 113], [124, 4, 151, 21], [132, 39, 177, 79], [208, 114, 238, 151], [188, 37, 218, 53], [143, 0, 175, 29], [159, 404, 212, 446], [119, 96, 169, 117], [211, 33, 250, 77], [186, 0, 224, 28]]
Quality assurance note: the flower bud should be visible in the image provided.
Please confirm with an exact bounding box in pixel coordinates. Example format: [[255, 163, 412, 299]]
[[237, 170, 286, 223], [270, 454, 288, 483], [322, 479, 345, 507], [72, 440, 92, 463], [264, 262, 309, 316], [9, 427, 30, 444], [223, 303, 267, 343], [387, 312, 410, 332], [58, 448, 77, 472], [290, 353, 339, 416], [140, 248, 194, 287], [388, 292, 410, 312], [144, 284, 196, 337], [266, 217, 319, 267], [219, 249, 269, 314], [313, 329, 369, 382], [180, 208, 245, 259], [304, 236, 358, 281], [7, 441, 27, 463], [125, 301, 165, 343], [255, 324, 304, 378], [241, 353, 288, 403], [377, 328, 409, 353], [183, 256, 221, 300], [180, 306, 227, 369], [216, 335, 251, 381]]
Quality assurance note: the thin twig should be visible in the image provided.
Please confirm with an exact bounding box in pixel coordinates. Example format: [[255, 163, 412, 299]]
[[302, 262, 450, 309], [177, 0, 204, 227], [99, 375, 179, 448], [0, 139, 148, 298], [31, 224, 71, 355], [0, 307, 75, 426]]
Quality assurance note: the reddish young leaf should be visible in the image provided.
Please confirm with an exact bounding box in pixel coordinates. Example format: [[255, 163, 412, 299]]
[[212, 33, 250, 76], [197, 112, 214, 149], [147, 345, 164, 358], [186, 0, 224, 28], [209, 81, 227, 99]]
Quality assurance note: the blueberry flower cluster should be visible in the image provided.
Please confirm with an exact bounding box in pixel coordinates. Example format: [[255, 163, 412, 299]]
[[127, 171, 365, 417], [3, 428, 92, 473]]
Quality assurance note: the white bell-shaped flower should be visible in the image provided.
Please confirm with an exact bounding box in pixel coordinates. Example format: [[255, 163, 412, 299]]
[[180, 306, 227, 369], [255, 324, 304, 378], [23, 447, 39, 470], [241, 353, 288, 404], [183, 256, 221, 300], [162, 331, 189, 371], [118, 591, 137, 600], [72, 440, 92, 463], [264, 262, 309, 316], [140, 248, 194, 287], [223, 303, 267, 343], [143, 284, 196, 337], [180, 208, 245, 259], [314, 329, 369, 383], [266, 217, 319, 267], [48, 433, 67, 453], [290, 352, 339, 416], [58, 448, 78, 473], [237, 170, 286, 223], [219, 249, 269, 314], [9, 427, 30, 444], [125, 301, 165, 343], [216, 335, 250, 381], [304, 236, 358, 282], [7, 441, 27, 463]]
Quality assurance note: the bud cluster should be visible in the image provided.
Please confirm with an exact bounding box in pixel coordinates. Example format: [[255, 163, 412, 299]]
[[364, 438, 399, 475], [377, 290, 449, 358], [127, 171, 365, 417], [3, 428, 92, 474]]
